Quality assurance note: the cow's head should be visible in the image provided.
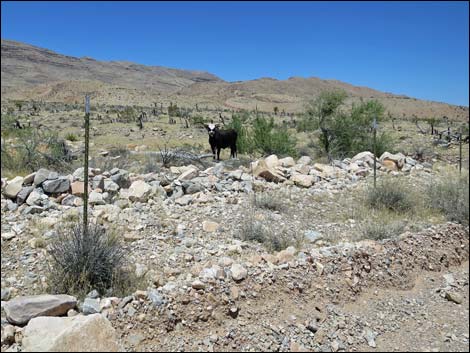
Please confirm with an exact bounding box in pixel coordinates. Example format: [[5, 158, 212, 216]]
[[205, 123, 219, 137]]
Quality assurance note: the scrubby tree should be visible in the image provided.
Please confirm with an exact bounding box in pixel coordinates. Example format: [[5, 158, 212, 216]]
[[300, 90, 393, 159]]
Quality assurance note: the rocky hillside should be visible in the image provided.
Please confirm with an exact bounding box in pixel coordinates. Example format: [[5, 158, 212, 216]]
[[1, 39, 221, 94], [2, 39, 468, 120]]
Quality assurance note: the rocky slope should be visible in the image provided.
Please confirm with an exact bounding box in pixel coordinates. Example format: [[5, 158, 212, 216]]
[[2, 39, 468, 120], [1, 39, 221, 94]]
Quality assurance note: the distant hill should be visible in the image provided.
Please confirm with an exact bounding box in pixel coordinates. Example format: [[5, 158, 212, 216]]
[[1, 39, 468, 120]]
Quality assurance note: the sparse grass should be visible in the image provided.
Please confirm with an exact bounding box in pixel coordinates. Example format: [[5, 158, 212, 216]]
[[426, 169, 469, 225], [252, 192, 286, 212], [47, 220, 137, 299]]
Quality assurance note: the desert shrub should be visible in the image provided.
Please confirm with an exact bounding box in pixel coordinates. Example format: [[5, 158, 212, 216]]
[[142, 153, 160, 173], [426, 172, 469, 225], [117, 106, 137, 123], [48, 221, 134, 298], [253, 192, 285, 212], [1, 128, 72, 174], [237, 210, 303, 252], [366, 178, 414, 213], [358, 218, 406, 241]]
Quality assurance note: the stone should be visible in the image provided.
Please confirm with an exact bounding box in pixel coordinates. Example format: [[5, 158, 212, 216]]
[[264, 154, 279, 169], [92, 175, 105, 190], [381, 159, 398, 171], [89, 191, 105, 205], [277, 246, 296, 264], [16, 186, 35, 205], [1, 324, 16, 345], [4, 294, 77, 325], [253, 160, 286, 183], [202, 221, 219, 232], [297, 156, 312, 165], [278, 157, 296, 167], [290, 341, 309, 352], [291, 174, 314, 188], [23, 172, 36, 185], [445, 291, 463, 304], [4, 176, 24, 199], [22, 314, 123, 352], [364, 328, 377, 348], [2, 232, 16, 240], [33, 168, 52, 186], [351, 151, 375, 166], [191, 280, 206, 290], [110, 171, 131, 189], [70, 181, 91, 196], [104, 179, 120, 193], [177, 168, 199, 181], [128, 180, 152, 202], [42, 178, 70, 194], [61, 194, 78, 206], [313, 163, 338, 178], [231, 264, 248, 282], [147, 290, 164, 307], [292, 164, 310, 175], [218, 257, 234, 267], [26, 190, 43, 206], [82, 298, 101, 315], [175, 194, 193, 206], [305, 230, 323, 244], [380, 151, 406, 169]]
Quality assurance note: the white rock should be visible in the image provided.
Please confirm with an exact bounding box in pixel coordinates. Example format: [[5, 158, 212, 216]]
[[22, 314, 123, 352], [231, 264, 248, 281], [4, 176, 24, 199]]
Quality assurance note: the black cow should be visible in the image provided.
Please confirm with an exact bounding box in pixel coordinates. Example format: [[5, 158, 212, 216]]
[[205, 123, 238, 160]]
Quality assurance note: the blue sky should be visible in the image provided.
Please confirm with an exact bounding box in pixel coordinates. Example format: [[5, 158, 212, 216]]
[[1, 1, 469, 106]]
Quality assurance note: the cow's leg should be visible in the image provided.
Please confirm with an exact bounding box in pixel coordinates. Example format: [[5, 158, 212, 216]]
[[211, 145, 216, 160], [217, 147, 221, 161]]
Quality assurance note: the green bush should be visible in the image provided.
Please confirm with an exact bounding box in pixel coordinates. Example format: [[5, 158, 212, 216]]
[[252, 116, 297, 157], [226, 114, 253, 154], [427, 172, 469, 225], [299, 92, 394, 159], [366, 179, 414, 213]]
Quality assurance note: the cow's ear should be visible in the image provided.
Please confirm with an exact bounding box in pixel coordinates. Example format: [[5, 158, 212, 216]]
[[215, 124, 220, 129], [204, 124, 209, 131]]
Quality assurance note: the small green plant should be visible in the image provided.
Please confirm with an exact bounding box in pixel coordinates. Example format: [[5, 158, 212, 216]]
[[366, 178, 414, 213], [65, 132, 79, 142]]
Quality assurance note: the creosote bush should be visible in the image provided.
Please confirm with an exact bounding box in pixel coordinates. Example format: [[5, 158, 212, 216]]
[[366, 178, 414, 213], [358, 218, 406, 241], [48, 220, 134, 298]]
